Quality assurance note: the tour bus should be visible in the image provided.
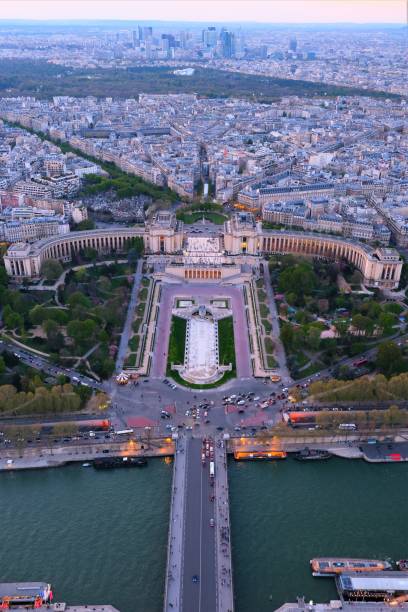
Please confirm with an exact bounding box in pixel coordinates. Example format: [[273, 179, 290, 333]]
[[209, 461, 215, 478], [338, 423, 357, 430]]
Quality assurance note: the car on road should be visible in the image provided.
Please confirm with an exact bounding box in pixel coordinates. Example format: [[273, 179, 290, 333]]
[[210, 518, 215, 527], [192, 575, 199, 583]]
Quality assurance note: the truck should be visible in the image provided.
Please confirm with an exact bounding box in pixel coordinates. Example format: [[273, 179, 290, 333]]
[[209, 461, 215, 478]]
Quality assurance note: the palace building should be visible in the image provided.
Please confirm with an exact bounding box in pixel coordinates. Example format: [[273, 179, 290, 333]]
[[4, 211, 403, 290]]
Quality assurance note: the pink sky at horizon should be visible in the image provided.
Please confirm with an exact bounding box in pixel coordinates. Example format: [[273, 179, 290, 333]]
[[0, 1, 405, 24]]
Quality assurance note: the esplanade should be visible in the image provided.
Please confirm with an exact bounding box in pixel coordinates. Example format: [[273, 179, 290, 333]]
[[4, 211, 403, 289]]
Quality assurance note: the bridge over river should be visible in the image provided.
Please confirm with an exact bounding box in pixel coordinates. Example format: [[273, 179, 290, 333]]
[[163, 434, 234, 612]]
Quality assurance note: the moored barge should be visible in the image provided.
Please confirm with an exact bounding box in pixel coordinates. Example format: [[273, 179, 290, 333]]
[[234, 450, 287, 461], [0, 582, 53, 609], [93, 456, 147, 470], [311, 557, 392, 577], [293, 448, 332, 461]]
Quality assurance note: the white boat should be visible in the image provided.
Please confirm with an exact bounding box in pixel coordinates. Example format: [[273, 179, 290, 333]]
[[82, 462, 91, 467]]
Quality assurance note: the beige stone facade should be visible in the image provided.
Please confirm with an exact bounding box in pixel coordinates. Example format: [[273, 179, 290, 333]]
[[223, 213, 403, 289], [4, 211, 403, 289]]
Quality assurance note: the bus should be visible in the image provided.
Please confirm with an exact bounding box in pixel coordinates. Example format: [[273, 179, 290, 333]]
[[284, 412, 317, 428], [115, 429, 134, 436], [209, 461, 215, 478], [338, 423, 357, 430]]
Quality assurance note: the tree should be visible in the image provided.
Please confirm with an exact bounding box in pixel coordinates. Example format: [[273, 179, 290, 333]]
[[278, 262, 317, 305], [75, 219, 95, 231], [383, 405, 405, 430], [334, 319, 348, 338], [4, 311, 24, 333], [376, 341, 403, 377], [53, 423, 78, 437], [29, 305, 47, 326], [67, 291, 92, 309], [127, 248, 140, 266], [351, 314, 372, 335], [67, 319, 98, 349], [378, 312, 397, 334], [0, 356, 5, 376], [306, 327, 321, 351], [43, 319, 65, 352], [41, 258, 63, 282], [43, 319, 59, 337], [280, 323, 294, 349]]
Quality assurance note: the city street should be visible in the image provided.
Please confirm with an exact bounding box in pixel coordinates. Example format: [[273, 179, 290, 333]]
[[180, 437, 217, 612]]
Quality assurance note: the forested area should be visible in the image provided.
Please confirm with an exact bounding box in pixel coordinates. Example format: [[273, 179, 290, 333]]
[[0, 60, 398, 101]]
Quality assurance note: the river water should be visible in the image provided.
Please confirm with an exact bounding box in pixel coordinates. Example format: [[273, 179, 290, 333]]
[[228, 457, 408, 612], [1, 457, 407, 612], [1, 459, 172, 612]]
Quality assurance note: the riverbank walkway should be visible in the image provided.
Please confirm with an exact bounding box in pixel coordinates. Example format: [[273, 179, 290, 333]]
[[214, 437, 234, 612], [163, 434, 234, 612], [163, 434, 187, 612]]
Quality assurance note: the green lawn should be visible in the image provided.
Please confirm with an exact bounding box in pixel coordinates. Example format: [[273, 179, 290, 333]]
[[266, 355, 278, 368], [166, 316, 187, 374], [264, 337, 274, 354], [132, 318, 143, 333], [138, 288, 148, 301], [129, 335, 140, 352], [169, 368, 236, 389], [218, 316, 236, 370], [259, 303, 269, 318], [166, 315, 236, 388]]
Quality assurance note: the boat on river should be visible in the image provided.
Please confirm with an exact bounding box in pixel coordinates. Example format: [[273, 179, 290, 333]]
[[293, 448, 332, 461], [397, 559, 408, 571], [233, 450, 286, 461], [93, 456, 147, 470], [311, 557, 392, 576]]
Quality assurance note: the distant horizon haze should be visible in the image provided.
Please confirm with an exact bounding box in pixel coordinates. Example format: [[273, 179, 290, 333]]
[[0, 1, 404, 25]]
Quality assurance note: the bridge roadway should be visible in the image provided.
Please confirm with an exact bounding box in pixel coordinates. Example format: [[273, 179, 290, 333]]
[[164, 435, 234, 612]]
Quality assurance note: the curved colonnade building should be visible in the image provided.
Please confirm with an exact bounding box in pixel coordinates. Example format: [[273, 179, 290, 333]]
[[4, 212, 403, 290]]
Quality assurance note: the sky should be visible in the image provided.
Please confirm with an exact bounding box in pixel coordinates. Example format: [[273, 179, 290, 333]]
[[0, 1, 405, 24]]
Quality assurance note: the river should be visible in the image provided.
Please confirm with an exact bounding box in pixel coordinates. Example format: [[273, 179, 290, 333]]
[[228, 457, 408, 612], [1, 456, 407, 612], [1, 459, 172, 612]]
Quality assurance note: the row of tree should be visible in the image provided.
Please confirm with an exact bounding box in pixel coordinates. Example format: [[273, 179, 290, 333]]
[[0, 383, 82, 414], [309, 369, 408, 403]]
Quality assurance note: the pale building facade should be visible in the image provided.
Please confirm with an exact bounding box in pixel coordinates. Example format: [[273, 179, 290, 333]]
[[4, 212, 403, 289]]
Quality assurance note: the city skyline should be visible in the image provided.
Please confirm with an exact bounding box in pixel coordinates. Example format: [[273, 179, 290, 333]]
[[0, 1, 405, 24]]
